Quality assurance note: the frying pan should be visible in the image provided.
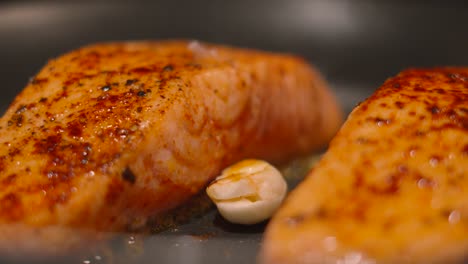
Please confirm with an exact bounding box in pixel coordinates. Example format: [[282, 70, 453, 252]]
[[0, 1, 467, 263]]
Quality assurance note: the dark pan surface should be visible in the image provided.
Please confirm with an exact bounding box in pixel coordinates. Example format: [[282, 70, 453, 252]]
[[0, 1, 467, 263]]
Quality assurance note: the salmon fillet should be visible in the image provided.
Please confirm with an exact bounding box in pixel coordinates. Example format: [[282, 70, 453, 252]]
[[0, 41, 341, 252], [260, 68, 468, 264]]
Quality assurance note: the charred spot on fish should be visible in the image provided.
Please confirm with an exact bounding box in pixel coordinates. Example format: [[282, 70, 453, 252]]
[[15, 105, 27, 114], [137, 90, 147, 97], [357, 102, 368, 112], [434, 88, 446, 94], [100, 70, 116, 76], [125, 79, 138, 86], [440, 209, 454, 220], [392, 82, 401, 89], [384, 174, 402, 194], [67, 121, 83, 138], [395, 101, 405, 109], [136, 107, 143, 113], [413, 86, 426, 92], [107, 94, 121, 104], [97, 94, 109, 101], [422, 74, 434, 80], [1, 174, 17, 185], [240, 80, 247, 88], [130, 67, 153, 74], [8, 148, 21, 157], [463, 144, 468, 156], [2, 193, 20, 204], [77, 113, 88, 125], [52, 156, 65, 166], [379, 103, 388, 108], [53, 124, 64, 133], [414, 130, 426, 137], [353, 171, 365, 189], [27, 103, 36, 109], [356, 137, 368, 144], [446, 109, 457, 120], [8, 114, 24, 127], [163, 64, 174, 72], [33, 135, 61, 154], [429, 106, 441, 114], [0, 192, 23, 220], [122, 167, 136, 184], [352, 204, 368, 222], [31, 77, 48, 85], [0, 158, 5, 173], [367, 176, 400, 195], [85, 50, 100, 58], [101, 85, 111, 92], [314, 207, 329, 219]]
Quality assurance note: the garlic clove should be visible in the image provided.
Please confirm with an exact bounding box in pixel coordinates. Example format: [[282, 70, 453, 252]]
[[206, 159, 287, 225]]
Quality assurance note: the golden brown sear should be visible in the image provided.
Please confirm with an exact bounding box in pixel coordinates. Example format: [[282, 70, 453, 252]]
[[260, 68, 468, 264], [0, 41, 341, 252]]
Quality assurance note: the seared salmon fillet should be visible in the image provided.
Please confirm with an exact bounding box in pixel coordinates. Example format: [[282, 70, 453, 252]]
[[260, 68, 468, 264], [0, 41, 341, 251]]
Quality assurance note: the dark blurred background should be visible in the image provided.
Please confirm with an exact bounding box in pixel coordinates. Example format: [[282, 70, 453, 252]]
[[0, 1, 467, 263], [1, 0, 467, 114]]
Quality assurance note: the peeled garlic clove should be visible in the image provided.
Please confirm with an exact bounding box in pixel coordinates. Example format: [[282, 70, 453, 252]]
[[206, 159, 287, 225]]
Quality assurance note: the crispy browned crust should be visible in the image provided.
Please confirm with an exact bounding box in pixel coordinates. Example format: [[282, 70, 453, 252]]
[[260, 68, 468, 264], [0, 40, 342, 253]]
